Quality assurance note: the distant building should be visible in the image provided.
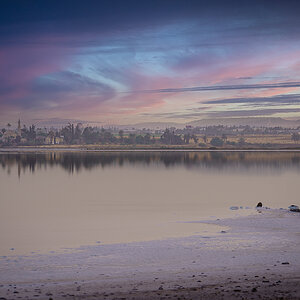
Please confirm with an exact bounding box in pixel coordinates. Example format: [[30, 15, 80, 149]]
[[3, 130, 17, 139], [17, 119, 21, 136], [45, 136, 53, 144], [45, 135, 64, 145], [55, 136, 64, 144]]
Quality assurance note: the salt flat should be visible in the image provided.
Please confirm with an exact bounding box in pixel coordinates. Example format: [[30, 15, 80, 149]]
[[0, 208, 299, 299]]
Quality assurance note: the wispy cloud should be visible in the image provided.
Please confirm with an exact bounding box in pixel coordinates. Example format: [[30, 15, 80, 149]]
[[203, 93, 300, 105], [204, 108, 300, 118], [128, 82, 300, 94], [164, 108, 300, 119]]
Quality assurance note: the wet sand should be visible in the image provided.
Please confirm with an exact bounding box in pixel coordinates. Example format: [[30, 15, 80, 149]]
[[0, 209, 299, 299]]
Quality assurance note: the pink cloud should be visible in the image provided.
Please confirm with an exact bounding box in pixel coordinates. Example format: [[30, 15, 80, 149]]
[[0, 38, 75, 107]]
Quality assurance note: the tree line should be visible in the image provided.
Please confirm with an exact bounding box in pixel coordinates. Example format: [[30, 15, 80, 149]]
[[1, 122, 300, 146]]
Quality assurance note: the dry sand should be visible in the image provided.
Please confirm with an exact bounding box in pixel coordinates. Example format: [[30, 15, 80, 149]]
[[0, 208, 299, 299]]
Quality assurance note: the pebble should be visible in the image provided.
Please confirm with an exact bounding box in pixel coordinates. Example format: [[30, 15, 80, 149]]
[[230, 206, 239, 210]]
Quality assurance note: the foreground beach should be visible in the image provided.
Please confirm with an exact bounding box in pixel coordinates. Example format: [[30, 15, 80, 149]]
[[0, 208, 299, 299]]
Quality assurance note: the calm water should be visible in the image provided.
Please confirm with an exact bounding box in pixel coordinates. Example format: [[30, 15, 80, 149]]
[[0, 151, 299, 255]]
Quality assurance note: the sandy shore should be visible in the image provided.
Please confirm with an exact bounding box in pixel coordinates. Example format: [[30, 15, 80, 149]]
[[0, 208, 299, 299]]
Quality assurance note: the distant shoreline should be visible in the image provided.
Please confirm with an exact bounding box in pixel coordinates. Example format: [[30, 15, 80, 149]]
[[1, 146, 300, 153]]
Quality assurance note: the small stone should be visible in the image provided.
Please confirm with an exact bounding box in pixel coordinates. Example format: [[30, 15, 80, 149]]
[[288, 205, 300, 212], [281, 262, 290, 265], [252, 288, 257, 292], [230, 206, 239, 210]]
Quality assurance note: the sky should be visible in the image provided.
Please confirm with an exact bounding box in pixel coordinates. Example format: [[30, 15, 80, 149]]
[[1, 0, 300, 127]]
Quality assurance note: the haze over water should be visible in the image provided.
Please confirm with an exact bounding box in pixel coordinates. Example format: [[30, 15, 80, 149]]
[[0, 151, 299, 255]]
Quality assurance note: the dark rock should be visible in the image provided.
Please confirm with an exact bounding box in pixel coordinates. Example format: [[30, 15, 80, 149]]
[[281, 262, 290, 265], [288, 205, 300, 212], [230, 206, 239, 210], [252, 288, 257, 292], [256, 202, 262, 207]]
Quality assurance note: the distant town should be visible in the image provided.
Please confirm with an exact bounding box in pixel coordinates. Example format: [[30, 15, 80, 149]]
[[0, 119, 300, 148]]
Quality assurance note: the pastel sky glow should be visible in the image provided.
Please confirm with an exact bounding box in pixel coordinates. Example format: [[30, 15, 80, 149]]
[[1, 0, 300, 126]]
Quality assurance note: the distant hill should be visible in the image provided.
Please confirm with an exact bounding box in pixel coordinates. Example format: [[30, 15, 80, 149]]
[[31, 118, 91, 127], [10, 117, 300, 129], [28, 118, 107, 128], [118, 122, 186, 130], [119, 117, 300, 129], [187, 117, 300, 128]]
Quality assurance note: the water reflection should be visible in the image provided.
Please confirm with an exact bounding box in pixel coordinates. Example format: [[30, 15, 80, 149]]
[[1, 152, 300, 177]]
